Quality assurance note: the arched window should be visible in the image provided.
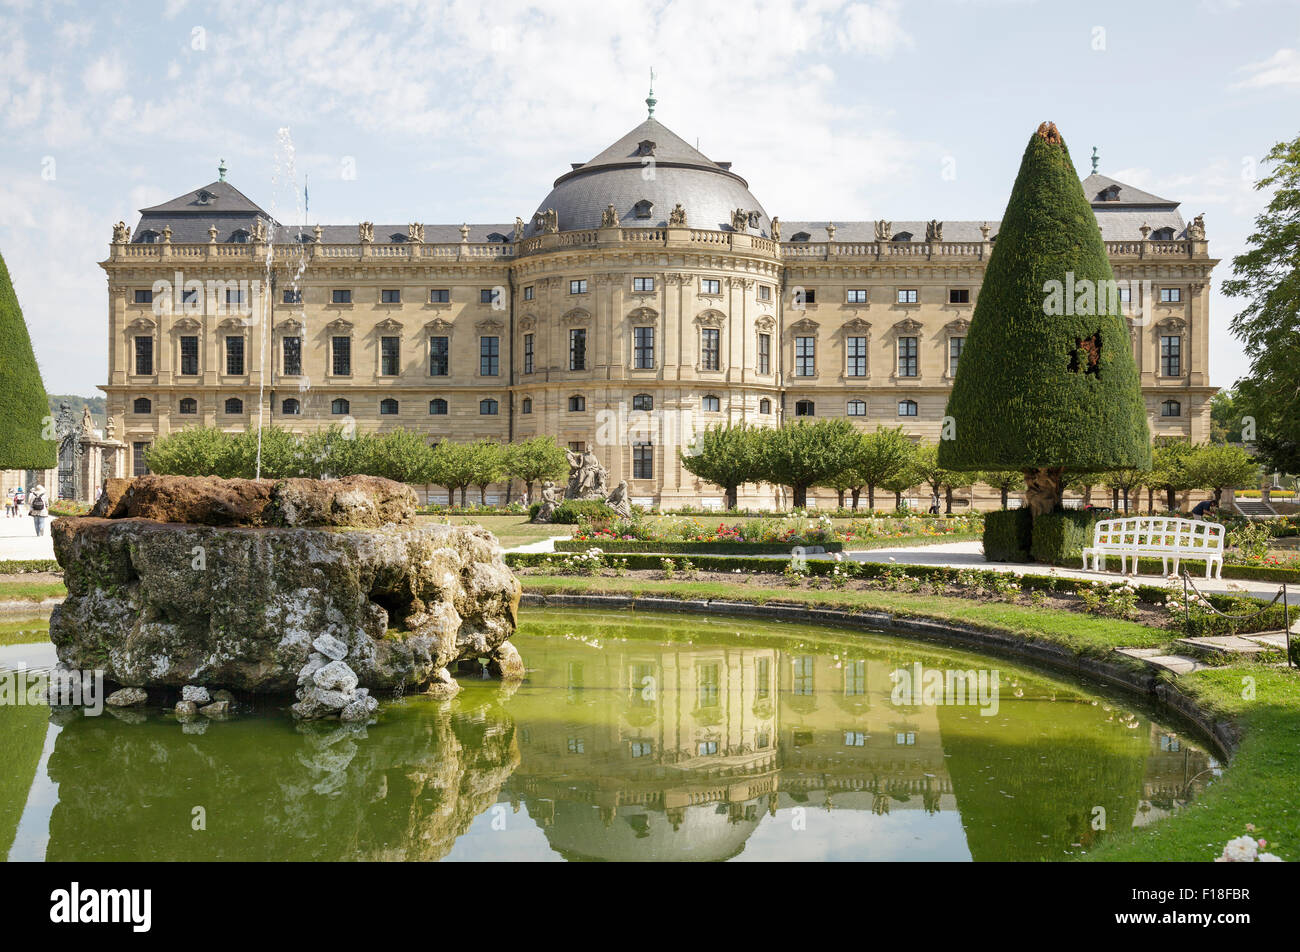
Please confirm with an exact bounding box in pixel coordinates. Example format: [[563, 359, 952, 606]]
[[137, 230, 160, 244], [429, 398, 448, 415], [178, 398, 197, 415], [790, 232, 811, 242], [892, 232, 914, 242], [280, 397, 300, 415], [758, 398, 771, 414], [898, 399, 918, 417], [632, 393, 653, 411], [521, 397, 532, 414], [230, 229, 250, 243], [380, 398, 399, 415], [795, 399, 815, 417], [480, 399, 499, 415], [132, 397, 152, 414], [702, 394, 721, 413], [634, 199, 654, 219], [331, 398, 350, 415], [847, 399, 867, 416], [224, 397, 244, 415], [1152, 227, 1175, 241], [1161, 399, 1182, 418], [486, 232, 509, 243], [568, 395, 586, 412]]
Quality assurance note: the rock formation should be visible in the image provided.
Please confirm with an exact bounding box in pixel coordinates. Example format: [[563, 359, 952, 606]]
[[51, 475, 523, 710]]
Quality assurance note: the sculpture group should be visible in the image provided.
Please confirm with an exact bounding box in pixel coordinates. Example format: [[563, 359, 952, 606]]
[[532, 449, 631, 521]]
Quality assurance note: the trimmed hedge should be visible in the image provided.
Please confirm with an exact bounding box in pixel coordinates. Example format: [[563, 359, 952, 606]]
[[1031, 511, 1102, 565], [527, 500, 615, 525], [983, 509, 1032, 562], [0, 251, 56, 470], [554, 540, 844, 555], [0, 559, 61, 574]]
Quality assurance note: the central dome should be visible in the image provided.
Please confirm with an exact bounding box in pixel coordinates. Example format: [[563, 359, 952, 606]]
[[526, 117, 772, 238]]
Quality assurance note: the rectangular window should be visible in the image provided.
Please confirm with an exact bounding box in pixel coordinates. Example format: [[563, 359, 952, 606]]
[[795, 336, 815, 377], [569, 328, 587, 371], [332, 289, 352, 304], [523, 334, 534, 374], [133, 289, 153, 305], [897, 288, 918, 304], [758, 333, 770, 375], [224, 336, 245, 375], [1119, 287, 1132, 304], [847, 289, 868, 304], [429, 337, 449, 376], [1160, 287, 1182, 303], [332, 336, 352, 376], [758, 285, 771, 301], [381, 289, 401, 304], [633, 277, 654, 293], [701, 327, 720, 370], [949, 336, 964, 376], [381, 336, 401, 376], [282, 288, 302, 304], [633, 442, 653, 479], [132, 441, 150, 477], [800, 289, 816, 305], [701, 278, 721, 295], [634, 326, 654, 369], [480, 336, 500, 376], [134, 336, 153, 375], [949, 288, 970, 304], [898, 336, 918, 377], [479, 288, 497, 305], [568, 441, 585, 453], [846, 336, 867, 377], [756, 658, 770, 699], [430, 289, 450, 303], [569, 279, 587, 295], [793, 656, 814, 695], [226, 288, 243, 306], [523, 285, 534, 301], [1160, 335, 1181, 377], [179, 336, 199, 376], [282, 336, 302, 376]]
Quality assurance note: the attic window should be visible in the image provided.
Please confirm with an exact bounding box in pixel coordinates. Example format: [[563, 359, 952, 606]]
[[297, 233, 315, 243], [137, 230, 160, 244], [486, 233, 508, 243], [892, 232, 913, 242], [1099, 185, 1121, 202], [1151, 227, 1175, 241], [791, 232, 811, 242], [389, 233, 408, 243], [633, 200, 654, 220], [636, 140, 656, 157], [231, 229, 250, 243], [195, 190, 215, 205]]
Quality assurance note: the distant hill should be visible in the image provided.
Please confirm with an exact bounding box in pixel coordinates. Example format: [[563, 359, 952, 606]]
[[47, 394, 106, 431]]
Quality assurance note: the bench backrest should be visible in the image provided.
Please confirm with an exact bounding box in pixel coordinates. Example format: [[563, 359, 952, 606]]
[[1091, 517, 1224, 554]]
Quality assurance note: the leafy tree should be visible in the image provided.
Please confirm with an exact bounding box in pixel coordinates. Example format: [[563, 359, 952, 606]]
[[507, 436, 568, 503], [1099, 467, 1147, 514], [0, 251, 56, 469], [1208, 388, 1246, 445], [428, 439, 475, 506], [1221, 133, 1300, 474], [468, 439, 508, 505], [979, 470, 1026, 510], [757, 419, 859, 509], [1185, 443, 1260, 507], [144, 426, 233, 476], [370, 430, 434, 484], [1149, 439, 1197, 511], [880, 460, 920, 511], [849, 427, 915, 510], [681, 423, 763, 510], [939, 122, 1150, 515], [912, 443, 973, 514], [298, 426, 372, 479]]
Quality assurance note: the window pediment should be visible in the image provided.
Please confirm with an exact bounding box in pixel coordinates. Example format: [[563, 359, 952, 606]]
[[627, 306, 659, 323], [325, 317, 354, 333], [694, 309, 726, 328], [475, 317, 505, 332], [788, 317, 819, 334], [171, 317, 201, 332], [754, 315, 776, 332], [945, 318, 971, 334], [1156, 316, 1186, 332], [376, 317, 404, 333], [218, 316, 249, 331], [424, 317, 453, 334], [519, 314, 538, 332], [563, 308, 591, 325], [841, 318, 872, 336], [892, 318, 922, 335], [276, 318, 304, 334], [126, 316, 156, 332]]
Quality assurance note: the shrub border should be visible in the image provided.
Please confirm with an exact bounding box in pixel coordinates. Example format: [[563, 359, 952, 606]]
[[552, 539, 845, 555]]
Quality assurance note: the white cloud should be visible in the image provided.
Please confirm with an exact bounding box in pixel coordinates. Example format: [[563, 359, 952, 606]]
[[839, 1, 914, 58], [1232, 48, 1300, 88], [82, 55, 126, 95]]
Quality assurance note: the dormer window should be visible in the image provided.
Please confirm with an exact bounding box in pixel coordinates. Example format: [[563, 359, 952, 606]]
[[791, 232, 811, 242], [486, 233, 508, 243], [1099, 185, 1121, 202], [230, 229, 250, 243], [892, 232, 913, 242], [195, 190, 215, 205], [1151, 227, 1175, 241], [636, 140, 656, 157], [137, 230, 160, 244], [389, 233, 408, 243], [633, 200, 654, 220]]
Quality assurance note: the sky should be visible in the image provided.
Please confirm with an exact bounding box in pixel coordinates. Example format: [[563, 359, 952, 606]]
[[1, 0, 1297, 396]]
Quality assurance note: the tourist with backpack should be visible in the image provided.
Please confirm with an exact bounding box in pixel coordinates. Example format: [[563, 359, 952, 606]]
[[28, 484, 48, 536]]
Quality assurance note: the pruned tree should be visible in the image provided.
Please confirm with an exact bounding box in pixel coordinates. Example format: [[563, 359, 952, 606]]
[[506, 436, 568, 503], [468, 439, 508, 505], [1185, 442, 1259, 507], [680, 423, 763, 510], [850, 427, 915, 511], [757, 419, 859, 509], [978, 470, 1026, 510], [0, 250, 55, 471]]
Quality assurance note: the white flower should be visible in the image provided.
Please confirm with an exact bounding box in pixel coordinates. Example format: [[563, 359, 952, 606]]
[[1257, 853, 1284, 862], [1221, 836, 1259, 862]]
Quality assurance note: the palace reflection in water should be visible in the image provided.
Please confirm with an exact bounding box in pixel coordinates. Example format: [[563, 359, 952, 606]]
[[1, 610, 1215, 862]]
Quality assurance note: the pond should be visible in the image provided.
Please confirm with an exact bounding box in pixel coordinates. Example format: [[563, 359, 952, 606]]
[[0, 608, 1217, 862]]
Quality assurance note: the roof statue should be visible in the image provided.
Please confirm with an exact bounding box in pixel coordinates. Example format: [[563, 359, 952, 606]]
[[601, 204, 620, 228], [874, 220, 892, 241], [668, 203, 687, 227], [926, 219, 944, 242], [769, 216, 780, 241], [112, 221, 130, 244], [1187, 213, 1206, 240], [358, 221, 374, 243]]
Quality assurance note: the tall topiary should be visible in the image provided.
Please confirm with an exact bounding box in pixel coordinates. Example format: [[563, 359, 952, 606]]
[[0, 251, 55, 470], [939, 122, 1150, 515]]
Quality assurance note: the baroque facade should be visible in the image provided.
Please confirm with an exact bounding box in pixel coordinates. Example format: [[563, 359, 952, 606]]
[[101, 111, 1216, 508]]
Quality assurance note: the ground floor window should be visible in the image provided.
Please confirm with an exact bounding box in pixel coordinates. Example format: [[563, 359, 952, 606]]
[[633, 442, 653, 479], [133, 441, 150, 476]]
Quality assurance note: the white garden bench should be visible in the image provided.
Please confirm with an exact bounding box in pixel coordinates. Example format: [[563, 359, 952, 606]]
[[1081, 516, 1224, 579]]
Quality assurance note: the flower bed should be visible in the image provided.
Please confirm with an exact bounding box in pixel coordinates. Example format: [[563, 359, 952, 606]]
[[555, 539, 845, 554]]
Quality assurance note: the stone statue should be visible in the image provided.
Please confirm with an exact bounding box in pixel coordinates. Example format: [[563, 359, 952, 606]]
[[601, 204, 619, 228], [926, 219, 944, 242], [564, 448, 608, 500], [112, 221, 130, 244], [80, 406, 95, 439], [106, 416, 116, 440], [731, 208, 749, 233], [1187, 213, 1206, 241], [979, 221, 991, 240], [162, 225, 172, 242], [826, 221, 836, 241], [312, 224, 323, 243], [874, 220, 892, 241], [514, 217, 525, 241], [532, 481, 562, 523], [358, 221, 374, 243], [605, 480, 631, 519], [252, 219, 267, 242], [537, 209, 559, 234], [408, 222, 425, 243], [668, 203, 687, 227], [770, 217, 780, 241]]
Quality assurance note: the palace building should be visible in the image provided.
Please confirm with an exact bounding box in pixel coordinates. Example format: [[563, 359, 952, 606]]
[[100, 104, 1216, 509]]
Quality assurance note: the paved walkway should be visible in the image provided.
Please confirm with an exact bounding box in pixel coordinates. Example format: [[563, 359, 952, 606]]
[[503, 536, 568, 554], [0, 514, 55, 561]]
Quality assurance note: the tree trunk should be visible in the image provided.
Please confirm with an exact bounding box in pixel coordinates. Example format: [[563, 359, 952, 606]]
[[446, 487, 455, 507], [836, 489, 845, 509], [894, 491, 903, 510], [1147, 487, 1154, 512], [479, 486, 488, 505], [792, 485, 807, 509], [726, 486, 738, 510], [868, 485, 876, 510], [945, 488, 954, 515], [460, 487, 468, 507], [1111, 487, 1119, 510], [851, 488, 861, 510], [1000, 486, 1009, 509], [1022, 467, 1064, 516], [524, 480, 534, 505], [1213, 487, 1223, 506]]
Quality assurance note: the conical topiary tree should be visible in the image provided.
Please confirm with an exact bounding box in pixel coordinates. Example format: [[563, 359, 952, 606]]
[[0, 251, 55, 470], [939, 122, 1150, 515]]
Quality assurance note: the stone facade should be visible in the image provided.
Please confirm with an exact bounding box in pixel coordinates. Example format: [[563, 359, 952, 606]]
[[100, 115, 1216, 510]]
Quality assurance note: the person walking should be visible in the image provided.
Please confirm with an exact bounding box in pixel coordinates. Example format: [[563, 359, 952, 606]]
[[4, 489, 13, 517], [14, 487, 25, 517], [28, 484, 48, 536]]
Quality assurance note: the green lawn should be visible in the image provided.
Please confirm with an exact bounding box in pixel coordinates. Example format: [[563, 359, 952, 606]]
[[0, 580, 66, 603], [416, 514, 571, 549]]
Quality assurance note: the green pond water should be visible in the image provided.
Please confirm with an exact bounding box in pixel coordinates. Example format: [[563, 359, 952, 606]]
[[0, 608, 1216, 862]]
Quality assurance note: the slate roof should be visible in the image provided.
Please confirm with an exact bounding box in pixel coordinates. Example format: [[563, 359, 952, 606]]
[[139, 180, 269, 215], [1080, 173, 1177, 207]]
